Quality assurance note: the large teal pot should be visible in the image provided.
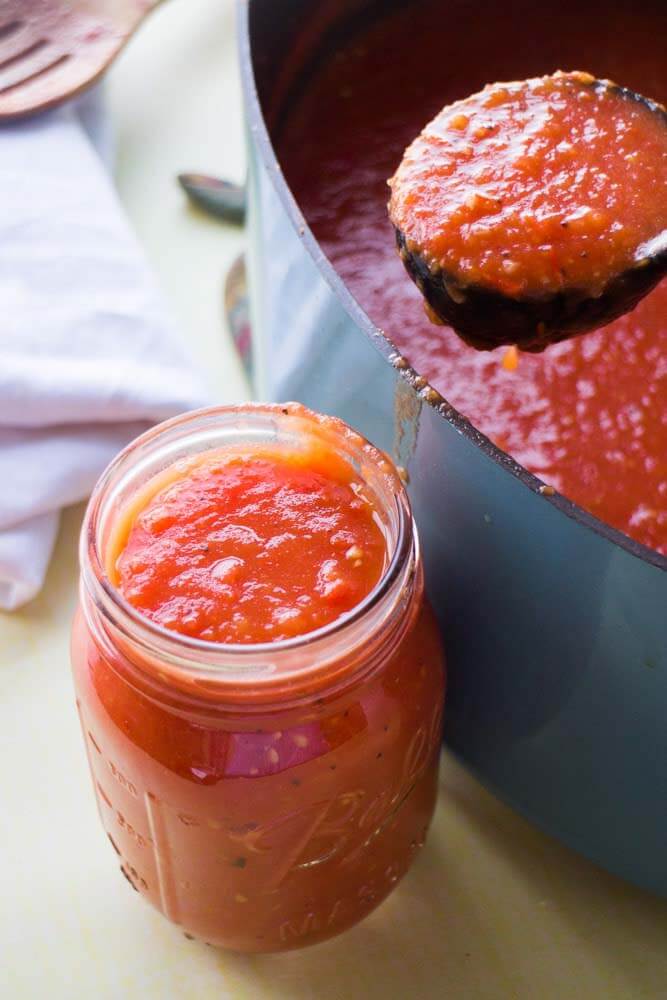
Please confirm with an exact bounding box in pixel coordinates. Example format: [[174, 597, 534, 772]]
[[239, 0, 667, 894]]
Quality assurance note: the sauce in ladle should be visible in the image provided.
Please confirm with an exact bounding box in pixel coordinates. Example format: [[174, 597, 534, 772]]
[[389, 71, 667, 350]]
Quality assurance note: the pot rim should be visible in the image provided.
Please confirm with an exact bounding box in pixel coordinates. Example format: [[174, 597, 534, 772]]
[[237, 0, 666, 573]]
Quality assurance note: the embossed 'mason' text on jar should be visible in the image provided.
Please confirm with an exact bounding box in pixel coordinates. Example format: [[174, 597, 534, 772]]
[[71, 404, 446, 952]]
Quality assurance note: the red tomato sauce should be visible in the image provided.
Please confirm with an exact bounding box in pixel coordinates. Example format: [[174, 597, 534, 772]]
[[389, 72, 667, 297], [72, 406, 446, 951], [113, 446, 387, 643], [72, 596, 444, 949], [278, 0, 667, 555]]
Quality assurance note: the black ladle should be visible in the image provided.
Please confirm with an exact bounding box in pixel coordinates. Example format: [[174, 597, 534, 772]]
[[390, 74, 667, 352]]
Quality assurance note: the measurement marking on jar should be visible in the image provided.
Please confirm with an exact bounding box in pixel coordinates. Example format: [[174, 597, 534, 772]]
[[96, 782, 113, 810], [108, 760, 138, 798], [116, 812, 151, 848], [75, 705, 106, 828], [177, 813, 201, 827], [122, 862, 149, 892], [145, 791, 181, 923]]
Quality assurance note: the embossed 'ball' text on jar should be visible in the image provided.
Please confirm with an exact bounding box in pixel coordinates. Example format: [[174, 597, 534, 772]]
[[71, 403, 446, 952]]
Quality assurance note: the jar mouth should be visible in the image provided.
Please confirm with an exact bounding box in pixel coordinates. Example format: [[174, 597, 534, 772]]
[[81, 403, 416, 685]]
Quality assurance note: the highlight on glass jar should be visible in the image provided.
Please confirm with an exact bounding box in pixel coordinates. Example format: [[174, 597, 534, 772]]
[[71, 403, 446, 953]]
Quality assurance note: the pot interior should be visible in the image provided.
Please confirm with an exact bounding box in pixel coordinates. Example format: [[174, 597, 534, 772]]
[[252, 0, 667, 564]]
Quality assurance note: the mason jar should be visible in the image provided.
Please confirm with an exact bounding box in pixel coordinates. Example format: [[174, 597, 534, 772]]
[[71, 403, 446, 952]]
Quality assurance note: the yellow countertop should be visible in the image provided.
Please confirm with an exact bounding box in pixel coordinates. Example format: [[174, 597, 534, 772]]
[[2, 2, 666, 997]]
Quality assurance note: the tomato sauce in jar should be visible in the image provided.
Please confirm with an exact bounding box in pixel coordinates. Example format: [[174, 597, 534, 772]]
[[71, 404, 445, 952], [111, 445, 387, 643]]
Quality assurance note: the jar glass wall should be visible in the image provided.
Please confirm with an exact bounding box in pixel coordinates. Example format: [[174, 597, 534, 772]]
[[71, 404, 445, 952]]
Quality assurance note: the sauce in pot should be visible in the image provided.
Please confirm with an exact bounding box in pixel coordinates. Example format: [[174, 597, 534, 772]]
[[279, 0, 667, 554]]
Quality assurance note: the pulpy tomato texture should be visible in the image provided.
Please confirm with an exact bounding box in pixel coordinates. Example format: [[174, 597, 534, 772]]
[[114, 448, 387, 643]]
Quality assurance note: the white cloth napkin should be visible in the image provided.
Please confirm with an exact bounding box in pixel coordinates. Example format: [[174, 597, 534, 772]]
[[0, 88, 210, 610]]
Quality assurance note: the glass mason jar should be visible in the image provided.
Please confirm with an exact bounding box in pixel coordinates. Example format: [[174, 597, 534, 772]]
[[71, 403, 446, 952]]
